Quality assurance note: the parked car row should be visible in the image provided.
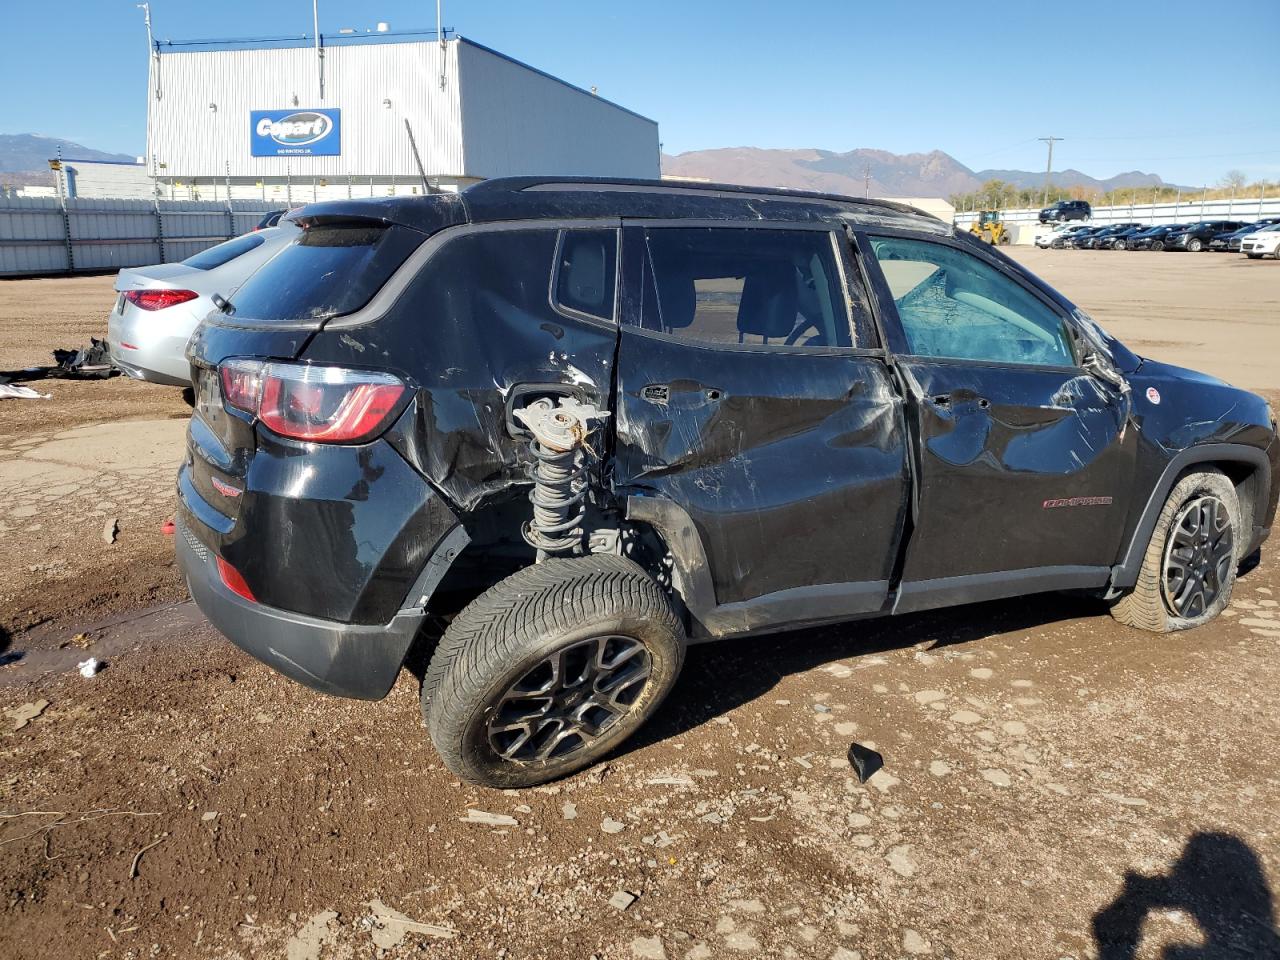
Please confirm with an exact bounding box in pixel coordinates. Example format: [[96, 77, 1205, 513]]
[[1035, 218, 1280, 256]]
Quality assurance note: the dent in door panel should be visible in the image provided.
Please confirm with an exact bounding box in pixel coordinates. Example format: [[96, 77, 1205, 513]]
[[614, 348, 908, 605]]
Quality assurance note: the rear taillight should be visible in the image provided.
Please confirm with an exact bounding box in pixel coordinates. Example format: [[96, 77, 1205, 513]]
[[219, 359, 264, 414], [123, 289, 199, 311], [217, 360, 407, 444]]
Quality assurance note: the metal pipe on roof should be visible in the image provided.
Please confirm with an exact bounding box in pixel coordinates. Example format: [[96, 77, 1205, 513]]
[[313, 0, 325, 101]]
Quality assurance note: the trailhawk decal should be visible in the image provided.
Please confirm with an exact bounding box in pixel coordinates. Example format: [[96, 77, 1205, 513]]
[[250, 109, 341, 157], [1043, 496, 1114, 509]]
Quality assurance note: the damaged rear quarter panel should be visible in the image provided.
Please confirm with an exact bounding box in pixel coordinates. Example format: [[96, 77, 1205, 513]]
[[302, 226, 619, 511]]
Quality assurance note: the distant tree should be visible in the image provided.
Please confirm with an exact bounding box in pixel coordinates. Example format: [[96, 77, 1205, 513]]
[[1219, 169, 1247, 190]]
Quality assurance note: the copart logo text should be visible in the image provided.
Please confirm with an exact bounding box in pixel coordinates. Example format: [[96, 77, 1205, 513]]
[[255, 112, 334, 146]]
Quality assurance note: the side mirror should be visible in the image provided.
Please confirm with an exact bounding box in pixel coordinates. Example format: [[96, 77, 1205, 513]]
[[1083, 351, 1130, 395]]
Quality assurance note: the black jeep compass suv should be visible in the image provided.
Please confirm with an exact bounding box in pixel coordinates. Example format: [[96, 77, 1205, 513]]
[[178, 178, 1278, 788]]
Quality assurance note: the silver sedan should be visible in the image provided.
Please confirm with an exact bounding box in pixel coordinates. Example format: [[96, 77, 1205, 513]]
[[107, 224, 297, 386]]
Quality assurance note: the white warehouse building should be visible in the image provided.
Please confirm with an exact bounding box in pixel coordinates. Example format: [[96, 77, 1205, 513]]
[[144, 31, 660, 202]]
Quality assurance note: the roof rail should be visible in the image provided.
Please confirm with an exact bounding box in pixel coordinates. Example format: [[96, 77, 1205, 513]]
[[463, 177, 921, 216]]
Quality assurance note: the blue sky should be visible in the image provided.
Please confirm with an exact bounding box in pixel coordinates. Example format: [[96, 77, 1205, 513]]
[[3, 0, 1278, 185]]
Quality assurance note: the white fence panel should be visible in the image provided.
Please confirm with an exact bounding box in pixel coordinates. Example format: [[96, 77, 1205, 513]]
[[954, 196, 1280, 229], [0, 197, 279, 276]]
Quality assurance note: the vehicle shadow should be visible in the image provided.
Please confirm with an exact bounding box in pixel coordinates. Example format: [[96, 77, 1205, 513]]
[[623, 590, 1102, 756], [1092, 832, 1280, 959]]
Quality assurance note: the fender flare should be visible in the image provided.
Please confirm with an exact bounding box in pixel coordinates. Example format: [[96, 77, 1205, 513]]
[[1111, 442, 1271, 590], [625, 494, 718, 636]]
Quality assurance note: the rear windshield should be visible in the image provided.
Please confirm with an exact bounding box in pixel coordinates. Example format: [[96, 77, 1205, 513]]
[[226, 221, 422, 321], [182, 233, 265, 271]]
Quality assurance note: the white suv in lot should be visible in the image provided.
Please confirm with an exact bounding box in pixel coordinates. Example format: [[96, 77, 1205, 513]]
[[1035, 223, 1087, 249], [1240, 223, 1280, 259]]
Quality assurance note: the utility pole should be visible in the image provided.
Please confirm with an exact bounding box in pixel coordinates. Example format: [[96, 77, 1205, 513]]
[[1039, 136, 1062, 207], [864, 164, 870, 199]]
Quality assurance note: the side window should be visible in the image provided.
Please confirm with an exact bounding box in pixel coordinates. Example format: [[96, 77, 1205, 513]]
[[553, 229, 617, 322], [639, 228, 857, 349], [398, 228, 607, 334], [868, 236, 1075, 367]]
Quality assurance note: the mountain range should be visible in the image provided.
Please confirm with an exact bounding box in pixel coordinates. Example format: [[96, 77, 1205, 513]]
[[0, 132, 1176, 200], [661, 147, 1174, 199], [0, 134, 135, 174]]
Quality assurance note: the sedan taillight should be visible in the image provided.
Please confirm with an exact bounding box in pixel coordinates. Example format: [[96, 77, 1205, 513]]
[[218, 360, 407, 444], [123, 289, 199, 311]]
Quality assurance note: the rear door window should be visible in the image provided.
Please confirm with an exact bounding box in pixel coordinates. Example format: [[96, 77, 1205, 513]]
[[637, 227, 861, 349], [182, 233, 265, 271], [227, 221, 422, 321]]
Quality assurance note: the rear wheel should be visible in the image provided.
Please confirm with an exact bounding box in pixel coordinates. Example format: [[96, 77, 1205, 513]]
[[1110, 469, 1240, 633], [422, 555, 685, 787], [1114, 239, 1127, 251], [1152, 240, 1164, 251]]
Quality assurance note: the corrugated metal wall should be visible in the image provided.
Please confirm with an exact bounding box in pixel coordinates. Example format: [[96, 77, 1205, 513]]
[[0, 198, 278, 276], [148, 41, 464, 178], [457, 41, 660, 178], [147, 38, 659, 182], [65, 161, 155, 200]]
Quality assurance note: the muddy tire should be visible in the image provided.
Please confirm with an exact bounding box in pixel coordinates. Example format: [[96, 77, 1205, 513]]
[[1110, 468, 1241, 633], [422, 555, 685, 788]]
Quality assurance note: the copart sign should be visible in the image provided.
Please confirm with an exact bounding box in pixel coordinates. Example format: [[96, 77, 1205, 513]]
[[250, 109, 341, 157]]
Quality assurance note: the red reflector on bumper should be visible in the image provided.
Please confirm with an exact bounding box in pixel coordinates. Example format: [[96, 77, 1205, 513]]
[[216, 556, 257, 602]]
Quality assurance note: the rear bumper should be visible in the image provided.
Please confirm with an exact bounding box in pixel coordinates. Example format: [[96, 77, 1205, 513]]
[[178, 515, 468, 700], [107, 305, 196, 386]]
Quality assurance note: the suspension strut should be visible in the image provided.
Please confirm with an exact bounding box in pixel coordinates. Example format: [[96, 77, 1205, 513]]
[[512, 397, 609, 560]]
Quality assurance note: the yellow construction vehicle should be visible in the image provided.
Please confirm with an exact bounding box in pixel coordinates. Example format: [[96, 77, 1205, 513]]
[[969, 210, 1011, 245]]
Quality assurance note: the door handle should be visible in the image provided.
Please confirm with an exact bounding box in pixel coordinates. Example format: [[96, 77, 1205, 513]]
[[640, 383, 723, 406], [926, 394, 990, 411]]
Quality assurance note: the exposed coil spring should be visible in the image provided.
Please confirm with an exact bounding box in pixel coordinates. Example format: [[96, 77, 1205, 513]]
[[523, 438, 590, 555]]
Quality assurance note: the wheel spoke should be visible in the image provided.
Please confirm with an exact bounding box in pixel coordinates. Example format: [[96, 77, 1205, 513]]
[[488, 634, 653, 763], [1161, 495, 1234, 620], [495, 693, 554, 721], [494, 724, 535, 759]]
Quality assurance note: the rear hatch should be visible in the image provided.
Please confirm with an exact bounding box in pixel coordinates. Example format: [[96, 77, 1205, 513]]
[[183, 215, 433, 537]]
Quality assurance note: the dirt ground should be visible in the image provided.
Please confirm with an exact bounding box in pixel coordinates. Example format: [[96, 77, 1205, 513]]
[[0, 274, 191, 636], [1, 250, 1278, 960]]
